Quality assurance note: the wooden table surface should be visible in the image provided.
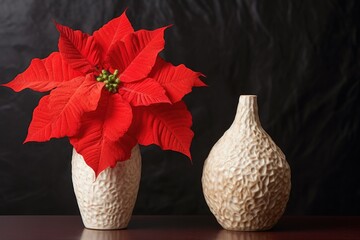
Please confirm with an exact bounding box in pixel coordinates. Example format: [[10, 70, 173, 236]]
[[0, 215, 359, 240]]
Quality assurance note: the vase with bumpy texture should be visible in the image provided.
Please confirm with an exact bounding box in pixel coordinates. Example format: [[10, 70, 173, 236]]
[[72, 145, 141, 230], [202, 95, 291, 231]]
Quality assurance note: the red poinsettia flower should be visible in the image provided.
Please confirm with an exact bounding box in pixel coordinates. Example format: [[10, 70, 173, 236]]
[[2, 11, 205, 176]]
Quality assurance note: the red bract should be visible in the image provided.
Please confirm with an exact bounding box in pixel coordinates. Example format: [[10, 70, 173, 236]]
[[2, 11, 205, 176]]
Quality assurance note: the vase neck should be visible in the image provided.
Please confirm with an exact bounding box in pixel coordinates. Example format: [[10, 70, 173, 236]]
[[233, 95, 261, 128]]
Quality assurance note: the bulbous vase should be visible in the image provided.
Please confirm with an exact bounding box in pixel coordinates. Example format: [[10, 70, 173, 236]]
[[202, 95, 291, 231]]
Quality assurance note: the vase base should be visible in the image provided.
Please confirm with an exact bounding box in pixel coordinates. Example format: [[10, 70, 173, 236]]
[[221, 225, 273, 232], [84, 226, 128, 231]]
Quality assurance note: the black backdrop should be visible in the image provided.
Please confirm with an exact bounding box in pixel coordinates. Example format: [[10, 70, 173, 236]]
[[0, 0, 359, 215]]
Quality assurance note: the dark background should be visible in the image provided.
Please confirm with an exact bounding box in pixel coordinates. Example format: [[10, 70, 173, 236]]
[[0, 0, 359, 215]]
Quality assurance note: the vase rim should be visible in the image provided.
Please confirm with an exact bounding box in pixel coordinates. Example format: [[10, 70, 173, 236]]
[[240, 95, 257, 97]]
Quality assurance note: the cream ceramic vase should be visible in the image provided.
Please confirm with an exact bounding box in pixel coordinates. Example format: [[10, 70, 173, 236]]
[[72, 145, 141, 230], [202, 95, 291, 231]]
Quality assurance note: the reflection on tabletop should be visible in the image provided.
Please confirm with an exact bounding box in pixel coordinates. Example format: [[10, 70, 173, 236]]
[[216, 230, 275, 240], [81, 228, 276, 240], [81, 228, 130, 240]]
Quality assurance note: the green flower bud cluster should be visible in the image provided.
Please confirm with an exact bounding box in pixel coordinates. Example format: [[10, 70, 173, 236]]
[[96, 69, 120, 93]]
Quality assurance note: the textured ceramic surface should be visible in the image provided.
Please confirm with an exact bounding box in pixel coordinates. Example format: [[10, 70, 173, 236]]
[[202, 95, 291, 231], [72, 145, 141, 230]]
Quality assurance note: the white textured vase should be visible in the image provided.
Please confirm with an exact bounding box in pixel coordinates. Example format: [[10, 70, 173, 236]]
[[202, 95, 291, 231], [72, 145, 141, 230]]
